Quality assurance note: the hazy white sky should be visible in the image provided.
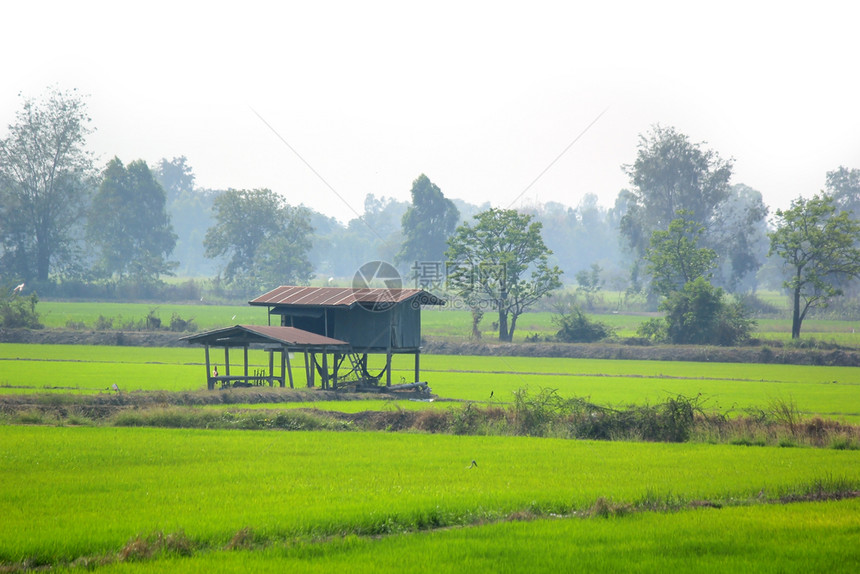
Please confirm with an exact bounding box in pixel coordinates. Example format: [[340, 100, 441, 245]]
[[2, 1, 858, 222]]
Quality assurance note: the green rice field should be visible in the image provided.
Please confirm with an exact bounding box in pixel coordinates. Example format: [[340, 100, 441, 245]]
[[4, 298, 860, 571], [1, 344, 858, 421], [85, 500, 860, 573], [34, 301, 860, 345], [2, 426, 858, 571]]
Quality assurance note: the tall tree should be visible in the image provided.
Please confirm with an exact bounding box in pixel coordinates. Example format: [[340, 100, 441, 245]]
[[397, 174, 459, 269], [155, 156, 196, 203], [445, 208, 562, 342], [88, 158, 177, 282], [0, 87, 95, 282], [620, 125, 733, 259], [644, 210, 717, 298], [769, 194, 860, 338], [825, 166, 860, 218], [707, 184, 769, 292], [204, 188, 313, 292], [154, 156, 218, 277]]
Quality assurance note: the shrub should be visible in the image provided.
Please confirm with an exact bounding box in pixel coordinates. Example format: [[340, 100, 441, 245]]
[[552, 305, 615, 343], [660, 278, 755, 346], [636, 317, 668, 342], [0, 289, 42, 328], [169, 312, 197, 332]]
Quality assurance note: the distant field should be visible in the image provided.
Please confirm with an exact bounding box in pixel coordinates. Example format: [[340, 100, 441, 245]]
[[2, 344, 858, 421], [35, 300, 860, 346]]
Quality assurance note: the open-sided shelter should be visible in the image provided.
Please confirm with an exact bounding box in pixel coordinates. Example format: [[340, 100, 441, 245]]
[[181, 325, 350, 390]]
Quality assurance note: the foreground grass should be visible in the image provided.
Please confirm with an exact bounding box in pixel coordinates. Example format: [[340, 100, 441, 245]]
[[2, 426, 858, 569], [77, 499, 860, 573]]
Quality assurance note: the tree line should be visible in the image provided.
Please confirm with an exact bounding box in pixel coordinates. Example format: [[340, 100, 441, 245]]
[[2, 87, 860, 342]]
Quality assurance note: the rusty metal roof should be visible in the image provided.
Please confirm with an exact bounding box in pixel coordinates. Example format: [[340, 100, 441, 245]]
[[181, 325, 350, 349], [249, 286, 444, 307]]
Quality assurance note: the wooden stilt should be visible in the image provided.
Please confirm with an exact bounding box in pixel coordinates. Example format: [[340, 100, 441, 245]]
[[414, 352, 420, 383], [243, 345, 249, 383], [205, 345, 213, 390], [333, 352, 340, 390], [386, 352, 392, 386], [224, 347, 230, 377], [284, 349, 292, 388], [268, 350, 274, 387], [322, 352, 329, 390]]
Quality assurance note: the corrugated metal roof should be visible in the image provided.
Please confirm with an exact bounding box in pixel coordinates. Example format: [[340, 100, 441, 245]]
[[181, 325, 350, 348], [249, 286, 444, 307]]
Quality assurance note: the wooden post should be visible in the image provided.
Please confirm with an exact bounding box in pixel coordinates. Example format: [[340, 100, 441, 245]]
[[414, 351, 420, 383], [243, 345, 249, 385], [224, 347, 230, 377], [332, 352, 339, 390], [205, 345, 213, 390], [268, 350, 274, 387], [386, 352, 392, 386], [322, 352, 329, 390], [284, 349, 292, 388], [304, 351, 312, 387], [310, 352, 316, 386]]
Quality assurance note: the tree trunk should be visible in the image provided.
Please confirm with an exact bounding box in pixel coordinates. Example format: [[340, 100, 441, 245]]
[[791, 285, 802, 339], [498, 308, 511, 342], [36, 240, 50, 282]]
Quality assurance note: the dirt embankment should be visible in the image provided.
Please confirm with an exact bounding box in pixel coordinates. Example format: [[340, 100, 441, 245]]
[[3, 328, 860, 367]]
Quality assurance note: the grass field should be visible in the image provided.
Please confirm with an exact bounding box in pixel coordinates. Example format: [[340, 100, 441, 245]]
[[34, 300, 860, 345], [2, 426, 858, 571], [2, 344, 859, 421], [86, 500, 860, 573], [5, 297, 860, 571]]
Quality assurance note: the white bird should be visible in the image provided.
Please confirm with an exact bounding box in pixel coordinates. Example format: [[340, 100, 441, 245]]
[[12, 283, 24, 293], [231, 315, 237, 321]]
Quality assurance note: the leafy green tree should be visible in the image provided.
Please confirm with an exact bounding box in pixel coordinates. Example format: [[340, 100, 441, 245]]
[[88, 158, 177, 282], [397, 174, 459, 268], [620, 125, 733, 259], [204, 188, 313, 292], [769, 193, 860, 338], [445, 208, 562, 342], [644, 211, 717, 297], [0, 87, 95, 282]]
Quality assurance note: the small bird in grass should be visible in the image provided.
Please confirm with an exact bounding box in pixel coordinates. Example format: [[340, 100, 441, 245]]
[[467, 460, 478, 469]]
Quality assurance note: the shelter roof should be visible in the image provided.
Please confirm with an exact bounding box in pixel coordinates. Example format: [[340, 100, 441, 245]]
[[249, 286, 445, 308], [181, 325, 350, 349]]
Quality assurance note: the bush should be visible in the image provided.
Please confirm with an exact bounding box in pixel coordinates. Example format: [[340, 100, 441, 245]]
[[660, 278, 755, 346], [0, 289, 42, 328], [552, 305, 615, 343], [636, 317, 668, 342]]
